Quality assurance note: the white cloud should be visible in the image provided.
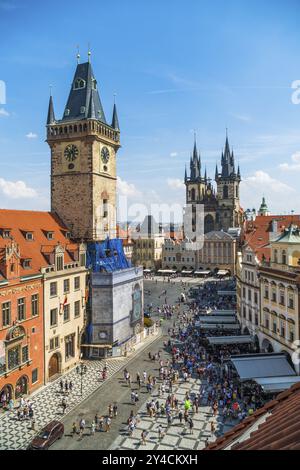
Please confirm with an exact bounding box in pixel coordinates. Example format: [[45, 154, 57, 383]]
[[0, 108, 9, 117], [117, 176, 140, 197], [241, 170, 296, 214], [242, 171, 293, 194], [279, 152, 300, 171], [167, 178, 185, 190], [0, 178, 37, 199], [26, 132, 38, 139], [170, 152, 178, 157], [230, 113, 252, 122]]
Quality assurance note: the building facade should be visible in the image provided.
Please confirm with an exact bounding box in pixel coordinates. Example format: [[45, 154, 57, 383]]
[[0, 233, 44, 405], [185, 134, 243, 234], [43, 243, 87, 382], [132, 216, 165, 270], [237, 213, 300, 373], [162, 231, 236, 274]]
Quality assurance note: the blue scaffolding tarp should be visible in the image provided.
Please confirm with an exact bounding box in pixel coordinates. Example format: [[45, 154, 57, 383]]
[[86, 238, 131, 273]]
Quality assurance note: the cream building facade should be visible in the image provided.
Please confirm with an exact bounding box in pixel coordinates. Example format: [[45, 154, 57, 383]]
[[43, 243, 88, 381]]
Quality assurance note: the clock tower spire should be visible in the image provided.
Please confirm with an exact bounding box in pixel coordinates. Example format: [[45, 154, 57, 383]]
[[47, 58, 120, 241]]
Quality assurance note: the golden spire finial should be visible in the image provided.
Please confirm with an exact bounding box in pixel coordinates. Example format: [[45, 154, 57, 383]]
[[76, 45, 80, 64], [88, 42, 91, 62]]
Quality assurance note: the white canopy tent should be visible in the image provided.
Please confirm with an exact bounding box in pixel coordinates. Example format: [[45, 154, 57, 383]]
[[207, 335, 253, 346], [197, 315, 237, 324], [197, 323, 240, 331], [194, 270, 211, 275], [231, 353, 296, 381], [157, 269, 177, 274], [218, 290, 236, 296], [254, 376, 300, 393], [208, 309, 237, 316]]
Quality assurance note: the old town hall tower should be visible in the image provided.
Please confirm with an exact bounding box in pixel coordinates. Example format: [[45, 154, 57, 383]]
[[46, 56, 120, 241]]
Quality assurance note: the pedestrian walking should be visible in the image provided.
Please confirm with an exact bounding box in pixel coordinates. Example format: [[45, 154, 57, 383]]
[[72, 422, 77, 437], [91, 421, 96, 436], [113, 403, 118, 417], [105, 416, 111, 432], [61, 397, 67, 414], [188, 418, 194, 435], [141, 430, 148, 445], [79, 418, 85, 439]]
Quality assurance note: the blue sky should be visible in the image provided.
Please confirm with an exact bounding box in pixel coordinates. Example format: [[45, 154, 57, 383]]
[[1, 0, 300, 221]]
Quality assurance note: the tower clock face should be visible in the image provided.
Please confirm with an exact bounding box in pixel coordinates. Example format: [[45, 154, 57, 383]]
[[101, 146, 110, 164], [64, 144, 79, 162]]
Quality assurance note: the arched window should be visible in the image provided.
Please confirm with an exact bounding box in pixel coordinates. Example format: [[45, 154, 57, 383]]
[[223, 185, 228, 198], [274, 249, 278, 263], [191, 188, 196, 201], [73, 78, 86, 90]]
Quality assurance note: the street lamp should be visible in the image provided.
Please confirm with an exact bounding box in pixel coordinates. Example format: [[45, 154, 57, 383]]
[[76, 363, 87, 396]]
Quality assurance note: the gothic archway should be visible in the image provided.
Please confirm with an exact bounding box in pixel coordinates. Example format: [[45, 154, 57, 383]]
[[48, 353, 62, 379], [15, 375, 29, 398]]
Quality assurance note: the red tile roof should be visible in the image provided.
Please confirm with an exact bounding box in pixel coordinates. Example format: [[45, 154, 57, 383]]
[[0, 209, 79, 278], [243, 215, 300, 262], [205, 382, 300, 450]]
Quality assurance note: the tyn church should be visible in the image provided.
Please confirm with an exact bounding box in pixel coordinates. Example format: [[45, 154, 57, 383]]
[[185, 134, 243, 233]]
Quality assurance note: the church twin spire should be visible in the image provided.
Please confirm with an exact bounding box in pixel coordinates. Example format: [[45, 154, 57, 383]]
[[186, 132, 241, 184]]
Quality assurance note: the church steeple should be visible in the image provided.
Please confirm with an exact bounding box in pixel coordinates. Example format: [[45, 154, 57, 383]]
[[47, 94, 56, 125], [111, 103, 120, 130], [61, 60, 106, 123], [221, 133, 235, 177]]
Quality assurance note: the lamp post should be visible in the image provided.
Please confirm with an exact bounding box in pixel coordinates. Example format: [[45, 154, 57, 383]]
[[76, 362, 87, 396]]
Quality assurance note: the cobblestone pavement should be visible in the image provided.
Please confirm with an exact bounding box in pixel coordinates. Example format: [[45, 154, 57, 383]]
[[0, 332, 161, 450], [109, 376, 236, 451]]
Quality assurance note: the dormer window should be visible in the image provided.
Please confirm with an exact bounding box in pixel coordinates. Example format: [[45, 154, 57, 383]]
[[23, 259, 31, 269], [73, 78, 86, 90], [92, 78, 97, 90], [65, 232, 71, 239], [25, 232, 34, 241], [56, 255, 63, 271], [47, 232, 54, 240], [2, 229, 11, 238], [80, 106, 86, 114], [64, 108, 70, 116]]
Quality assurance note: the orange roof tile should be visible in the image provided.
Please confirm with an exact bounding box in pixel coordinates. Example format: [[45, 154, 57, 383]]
[[205, 382, 300, 450], [0, 209, 80, 278], [243, 215, 300, 262]]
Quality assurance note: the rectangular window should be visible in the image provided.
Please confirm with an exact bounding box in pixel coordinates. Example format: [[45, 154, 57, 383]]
[[17, 298, 26, 321], [55, 336, 59, 348], [31, 294, 39, 316], [265, 318, 269, 329], [289, 296, 294, 309], [273, 322, 277, 334], [32, 368, 38, 384], [22, 345, 29, 363], [255, 314, 258, 326], [65, 334, 75, 360], [64, 279, 70, 293], [7, 346, 20, 370], [80, 253, 86, 267], [2, 302, 11, 327], [63, 304, 70, 322], [254, 293, 258, 305], [280, 292, 285, 306], [50, 338, 54, 351], [248, 290, 252, 301], [290, 330, 294, 343], [272, 291, 276, 302], [56, 256, 63, 271], [50, 308, 58, 327], [74, 276, 80, 290], [74, 300, 80, 318], [281, 324, 285, 338], [264, 287, 269, 299], [50, 282, 57, 297]]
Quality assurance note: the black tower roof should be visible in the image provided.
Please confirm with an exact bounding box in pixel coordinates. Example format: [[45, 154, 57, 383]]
[[61, 61, 106, 123]]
